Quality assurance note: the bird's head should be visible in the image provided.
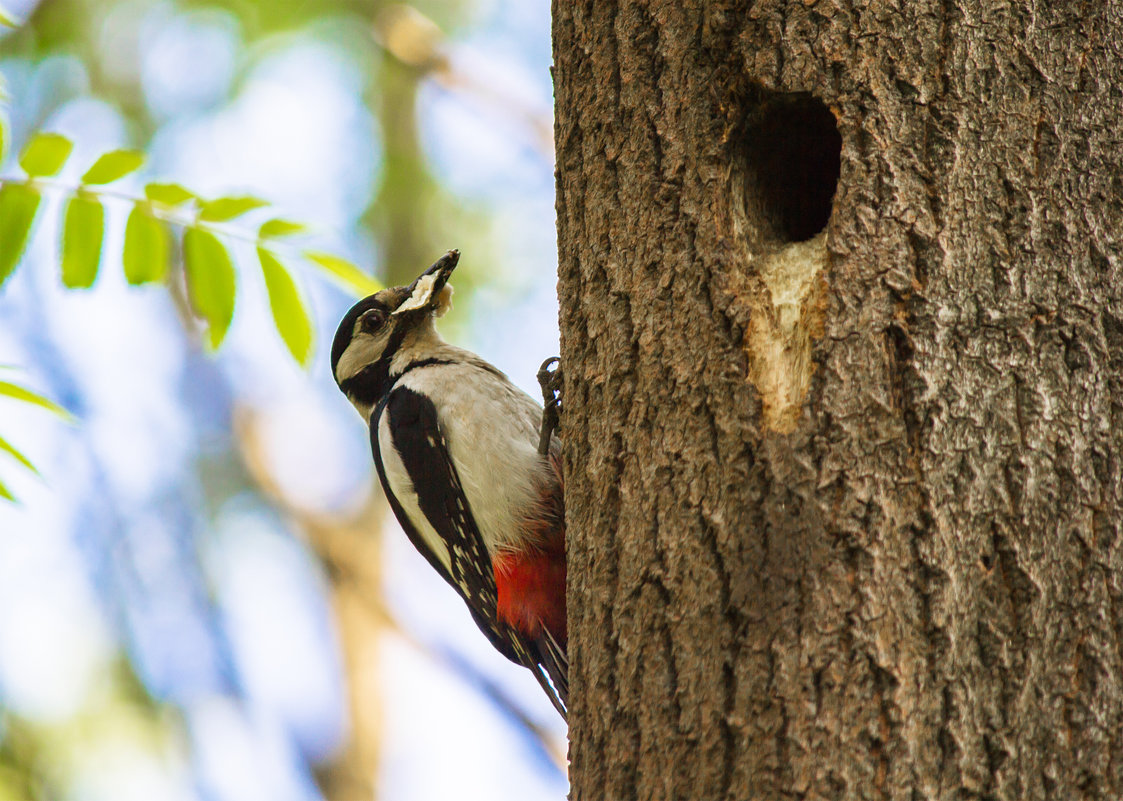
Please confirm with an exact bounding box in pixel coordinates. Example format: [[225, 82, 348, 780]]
[[331, 249, 458, 416]]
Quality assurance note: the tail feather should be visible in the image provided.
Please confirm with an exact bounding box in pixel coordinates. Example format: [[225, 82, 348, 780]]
[[534, 626, 569, 720]]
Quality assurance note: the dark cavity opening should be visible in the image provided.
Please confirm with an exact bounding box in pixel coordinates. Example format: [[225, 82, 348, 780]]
[[743, 94, 841, 243]]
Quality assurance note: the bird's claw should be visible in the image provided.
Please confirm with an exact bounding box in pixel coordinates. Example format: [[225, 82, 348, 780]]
[[537, 357, 562, 456]]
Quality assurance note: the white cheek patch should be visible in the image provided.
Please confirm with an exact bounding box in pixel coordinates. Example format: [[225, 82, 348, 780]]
[[335, 329, 384, 385]]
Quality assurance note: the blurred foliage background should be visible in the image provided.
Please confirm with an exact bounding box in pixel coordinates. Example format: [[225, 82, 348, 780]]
[[0, 0, 565, 799]]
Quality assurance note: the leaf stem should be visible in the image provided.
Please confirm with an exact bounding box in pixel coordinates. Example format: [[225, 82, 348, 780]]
[[0, 174, 316, 264]]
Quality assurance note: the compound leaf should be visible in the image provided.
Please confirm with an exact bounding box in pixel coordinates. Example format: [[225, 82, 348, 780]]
[[81, 149, 145, 185], [199, 196, 267, 222], [305, 250, 380, 296], [0, 433, 37, 475], [184, 228, 236, 349], [145, 183, 195, 207], [122, 204, 169, 284], [61, 194, 104, 288], [19, 132, 73, 177], [258, 218, 307, 239], [258, 249, 313, 366], [0, 381, 72, 420], [0, 183, 41, 288]]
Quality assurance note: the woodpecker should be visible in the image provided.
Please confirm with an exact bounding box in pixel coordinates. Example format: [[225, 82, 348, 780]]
[[331, 250, 567, 718]]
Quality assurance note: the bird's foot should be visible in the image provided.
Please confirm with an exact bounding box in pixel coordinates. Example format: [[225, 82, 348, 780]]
[[537, 357, 562, 456]]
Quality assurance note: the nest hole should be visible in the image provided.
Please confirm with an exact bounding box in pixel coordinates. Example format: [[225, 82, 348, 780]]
[[743, 94, 841, 243]]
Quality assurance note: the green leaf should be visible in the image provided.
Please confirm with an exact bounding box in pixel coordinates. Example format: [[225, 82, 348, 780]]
[[0, 113, 7, 161], [18, 133, 73, 178], [122, 204, 169, 284], [258, 219, 307, 239], [0, 381, 72, 420], [0, 477, 14, 502], [258, 249, 313, 366], [305, 250, 381, 296], [0, 6, 19, 27], [198, 196, 267, 222], [61, 195, 104, 288], [0, 183, 41, 287], [145, 183, 195, 206], [81, 149, 145, 185], [0, 433, 37, 475], [184, 228, 236, 349]]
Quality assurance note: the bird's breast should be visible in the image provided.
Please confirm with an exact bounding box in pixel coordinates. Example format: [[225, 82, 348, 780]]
[[389, 363, 546, 556]]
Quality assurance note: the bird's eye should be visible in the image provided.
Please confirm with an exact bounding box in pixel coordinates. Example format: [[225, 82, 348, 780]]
[[361, 310, 386, 334]]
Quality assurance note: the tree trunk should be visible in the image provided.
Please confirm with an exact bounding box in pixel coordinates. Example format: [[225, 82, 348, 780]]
[[553, 2, 1123, 800]]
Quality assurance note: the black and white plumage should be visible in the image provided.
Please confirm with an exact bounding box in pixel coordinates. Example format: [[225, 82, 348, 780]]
[[331, 250, 567, 718]]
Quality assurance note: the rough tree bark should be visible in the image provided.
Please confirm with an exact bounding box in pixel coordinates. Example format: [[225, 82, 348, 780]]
[[553, 2, 1123, 800]]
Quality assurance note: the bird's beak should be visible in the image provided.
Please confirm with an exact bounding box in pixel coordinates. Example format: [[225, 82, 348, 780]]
[[394, 249, 459, 316]]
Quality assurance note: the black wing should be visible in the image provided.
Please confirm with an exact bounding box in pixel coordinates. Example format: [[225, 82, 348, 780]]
[[371, 385, 567, 718]]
